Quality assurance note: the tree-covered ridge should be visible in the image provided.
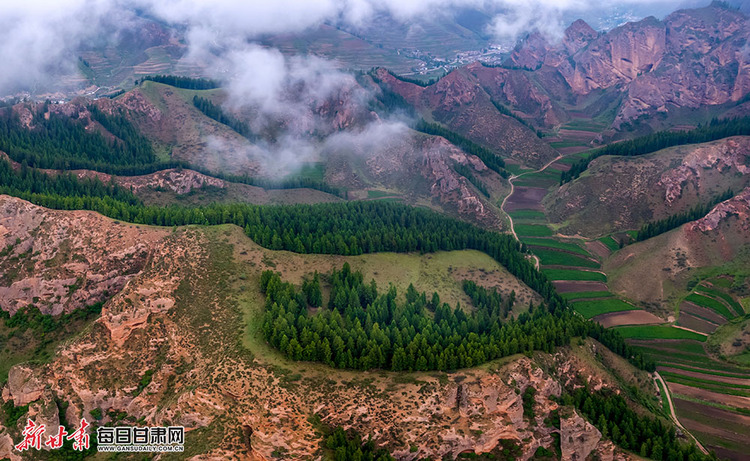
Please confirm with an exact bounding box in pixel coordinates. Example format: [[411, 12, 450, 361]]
[[193, 96, 257, 141], [414, 120, 509, 177], [561, 116, 750, 184], [139, 74, 220, 90], [0, 106, 155, 171], [0, 158, 140, 206], [565, 387, 715, 461], [0, 161, 650, 370], [259, 264, 652, 372], [636, 188, 734, 241]]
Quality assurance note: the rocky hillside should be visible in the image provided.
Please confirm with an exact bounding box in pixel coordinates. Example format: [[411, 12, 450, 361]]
[[0, 197, 652, 460], [374, 68, 559, 169], [605, 186, 750, 307], [0, 196, 168, 316], [478, 2, 750, 131], [545, 136, 750, 237]]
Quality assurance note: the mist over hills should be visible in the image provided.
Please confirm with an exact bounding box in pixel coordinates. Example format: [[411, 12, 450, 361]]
[[0, 1, 749, 461]]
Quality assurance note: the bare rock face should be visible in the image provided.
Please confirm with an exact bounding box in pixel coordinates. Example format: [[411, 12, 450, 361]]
[[6, 366, 46, 406], [0, 427, 21, 461], [362, 131, 497, 225], [561, 410, 602, 460], [658, 137, 750, 205], [475, 3, 750, 129], [561, 17, 666, 95], [0, 196, 168, 315], [546, 136, 750, 237], [116, 168, 226, 195], [687, 187, 750, 233]]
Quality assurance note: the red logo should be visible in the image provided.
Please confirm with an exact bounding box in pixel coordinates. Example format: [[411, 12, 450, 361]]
[[15, 418, 90, 452]]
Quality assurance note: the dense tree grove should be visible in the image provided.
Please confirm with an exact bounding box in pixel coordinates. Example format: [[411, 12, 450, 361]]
[[454, 163, 490, 197], [564, 388, 715, 461], [139, 74, 219, 90], [385, 69, 444, 87], [0, 163, 651, 371], [414, 120, 508, 177], [0, 108, 155, 172], [193, 96, 257, 140], [259, 264, 653, 372], [561, 116, 750, 184], [462, 280, 512, 319], [324, 427, 394, 461], [0, 158, 140, 205], [636, 189, 734, 241]]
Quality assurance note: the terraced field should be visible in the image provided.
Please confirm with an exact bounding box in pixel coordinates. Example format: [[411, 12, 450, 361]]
[[623, 277, 750, 459], [500, 146, 749, 458], [634, 338, 750, 458]]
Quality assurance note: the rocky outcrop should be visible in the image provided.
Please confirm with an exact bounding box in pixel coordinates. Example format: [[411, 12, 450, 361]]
[[0, 195, 168, 315], [0, 204, 634, 460], [546, 136, 750, 237], [473, 3, 750, 129], [561, 410, 602, 460], [362, 131, 497, 225], [658, 136, 750, 205], [687, 187, 750, 233], [116, 168, 225, 195]]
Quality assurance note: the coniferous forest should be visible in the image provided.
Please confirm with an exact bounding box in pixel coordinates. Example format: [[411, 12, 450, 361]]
[[0, 107, 156, 172], [565, 388, 714, 461], [561, 116, 750, 184], [636, 188, 735, 241], [0, 157, 650, 372], [259, 264, 650, 371], [139, 75, 220, 90]]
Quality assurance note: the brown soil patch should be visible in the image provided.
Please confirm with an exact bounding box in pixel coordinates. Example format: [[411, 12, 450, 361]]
[[556, 146, 590, 155], [592, 310, 662, 328], [505, 187, 547, 211], [552, 281, 608, 293], [673, 398, 750, 428], [680, 301, 727, 325], [659, 367, 750, 386], [676, 312, 719, 334], [548, 162, 571, 172], [668, 382, 750, 410], [584, 241, 611, 259]]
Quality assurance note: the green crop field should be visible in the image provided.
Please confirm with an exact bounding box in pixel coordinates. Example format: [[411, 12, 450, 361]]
[[522, 238, 590, 256], [514, 170, 561, 188], [695, 285, 744, 315], [561, 291, 614, 301], [660, 371, 750, 391], [533, 249, 600, 268], [515, 224, 554, 237], [572, 298, 637, 318], [542, 269, 607, 282], [685, 293, 735, 319], [509, 210, 547, 222], [549, 141, 588, 148], [598, 236, 620, 252], [615, 325, 707, 342]]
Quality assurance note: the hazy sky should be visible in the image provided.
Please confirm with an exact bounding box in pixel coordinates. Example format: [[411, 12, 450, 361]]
[[0, 0, 713, 95]]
